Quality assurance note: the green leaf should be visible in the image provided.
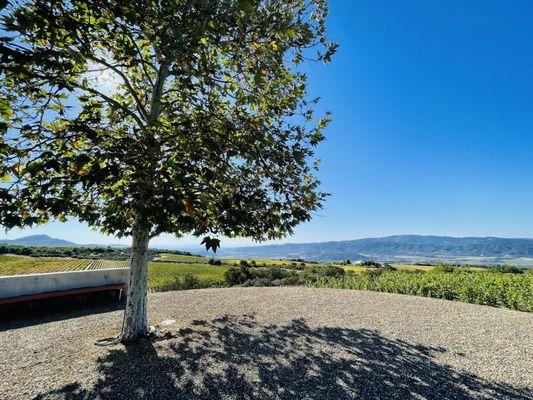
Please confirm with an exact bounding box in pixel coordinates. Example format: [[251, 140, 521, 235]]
[[201, 236, 221, 253], [0, 101, 13, 120]]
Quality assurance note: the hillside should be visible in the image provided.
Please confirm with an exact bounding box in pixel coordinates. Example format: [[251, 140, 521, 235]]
[[212, 235, 533, 265], [0, 235, 77, 247]]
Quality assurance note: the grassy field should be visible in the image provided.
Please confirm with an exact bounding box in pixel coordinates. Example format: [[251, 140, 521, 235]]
[[1, 254, 531, 312], [152, 253, 208, 263], [147, 262, 228, 291]]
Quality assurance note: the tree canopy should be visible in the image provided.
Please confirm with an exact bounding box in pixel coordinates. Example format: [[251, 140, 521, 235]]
[[0, 0, 336, 245]]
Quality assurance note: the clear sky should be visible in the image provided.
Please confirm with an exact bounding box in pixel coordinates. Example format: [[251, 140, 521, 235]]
[[2, 0, 533, 248]]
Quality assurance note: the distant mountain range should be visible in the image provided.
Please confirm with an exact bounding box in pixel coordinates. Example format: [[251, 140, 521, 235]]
[[0, 234, 127, 248], [3, 234, 533, 266], [0, 235, 77, 247], [210, 235, 533, 266]]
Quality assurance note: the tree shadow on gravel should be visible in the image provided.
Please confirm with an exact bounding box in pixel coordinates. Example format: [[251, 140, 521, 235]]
[[0, 292, 124, 332], [36, 315, 530, 400]]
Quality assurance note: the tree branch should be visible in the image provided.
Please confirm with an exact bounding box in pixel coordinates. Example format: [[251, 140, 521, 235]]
[[67, 79, 146, 129], [89, 56, 149, 121]]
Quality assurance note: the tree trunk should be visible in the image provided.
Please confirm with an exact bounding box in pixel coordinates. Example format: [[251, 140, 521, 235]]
[[119, 221, 151, 342], [117, 62, 168, 343]]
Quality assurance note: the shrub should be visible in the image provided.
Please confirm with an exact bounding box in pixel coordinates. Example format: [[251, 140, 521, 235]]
[[242, 278, 272, 287], [253, 266, 295, 281], [242, 275, 303, 288], [152, 274, 209, 292], [224, 267, 252, 286], [360, 260, 381, 268], [225, 266, 299, 287], [487, 264, 523, 274], [265, 266, 289, 280], [208, 258, 222, 265], [301, 265, 345, 283], [239, 259, 250, 267], [279, 275, 303, 286], [180, 275, 203, 290], [360, 268, 385, 277], [432, 262, 455, 273]]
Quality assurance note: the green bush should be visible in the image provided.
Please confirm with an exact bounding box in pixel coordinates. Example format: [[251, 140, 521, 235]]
[[285, 261, 306, 270], [242, 275, 303, 287], [224, 266, 252, 285], [242, 278, 273, 287], [360, 260, 382, 268], [381, 263, 396, 271], [360, 268, 385, 277], [151, 274, 210, 292], [259, 266, 292, 281], [277, 275, 303, 286], [301, 265, 345, 282], [224, 266, 297, 287], [487, 264, 523, 274], [431, 262, 455, 273]]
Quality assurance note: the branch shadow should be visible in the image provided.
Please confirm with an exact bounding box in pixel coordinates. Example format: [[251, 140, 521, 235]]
[[0, 292, 124, 332], [36, 314, 530, 399]]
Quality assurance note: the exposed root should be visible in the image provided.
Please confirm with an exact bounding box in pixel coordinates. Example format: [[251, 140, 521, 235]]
[[94, 326, 174, 346], [94, 336, 122, 346]]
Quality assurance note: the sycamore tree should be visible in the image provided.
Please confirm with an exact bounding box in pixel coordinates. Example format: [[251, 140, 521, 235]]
[[0, 0, 336, 343]]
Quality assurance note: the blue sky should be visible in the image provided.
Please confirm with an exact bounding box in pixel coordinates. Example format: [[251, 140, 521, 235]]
[[2, 0, 533, 248]]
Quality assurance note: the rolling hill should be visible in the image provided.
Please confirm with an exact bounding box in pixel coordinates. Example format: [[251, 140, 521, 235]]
[[0, 235, 77, 247], [211, 235, 533, 266]]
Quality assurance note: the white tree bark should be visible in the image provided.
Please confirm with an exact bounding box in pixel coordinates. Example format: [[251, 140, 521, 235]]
[[119, 222, 151, 342]]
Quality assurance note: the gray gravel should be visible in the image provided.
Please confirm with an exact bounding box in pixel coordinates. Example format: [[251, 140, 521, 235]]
[[0, 287, 532, 399]]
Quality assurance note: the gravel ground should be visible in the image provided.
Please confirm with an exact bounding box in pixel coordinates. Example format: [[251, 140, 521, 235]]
[[0, 287, 532, 400]]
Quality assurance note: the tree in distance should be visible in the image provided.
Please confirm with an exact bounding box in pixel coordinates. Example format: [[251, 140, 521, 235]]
[[0, 0, 336, 343]]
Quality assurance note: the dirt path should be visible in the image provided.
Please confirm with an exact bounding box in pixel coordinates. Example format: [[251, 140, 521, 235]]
[[1, 287, 531, 399]]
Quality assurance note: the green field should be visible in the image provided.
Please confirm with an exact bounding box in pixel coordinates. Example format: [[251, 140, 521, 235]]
[[0, 255, 129, 276], [1, 254, 531, 312], [147, 262, 229, 291], [153, 253, 208, 263], [309, 270, 533, 312]]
